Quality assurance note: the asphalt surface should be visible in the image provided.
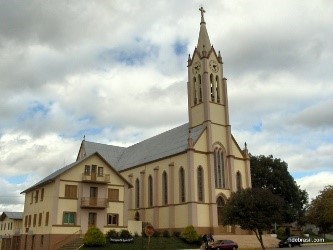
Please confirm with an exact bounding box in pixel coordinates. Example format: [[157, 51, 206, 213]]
[[271, 244, 333, 250]]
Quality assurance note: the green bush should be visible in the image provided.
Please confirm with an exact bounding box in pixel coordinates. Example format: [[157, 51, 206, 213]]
[[106, 229, 119, 238], [163, 230, 170, 238], [180, 225, 200, 243], [153, 230, 161, 237], [83, 227, 106, 247], [277, 227, 286, 240], [173, 231, 181, 238], [120, 229, 132, 239]]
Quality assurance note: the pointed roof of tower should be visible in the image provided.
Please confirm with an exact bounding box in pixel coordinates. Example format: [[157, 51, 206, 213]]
[[197, 7, 211, 56]]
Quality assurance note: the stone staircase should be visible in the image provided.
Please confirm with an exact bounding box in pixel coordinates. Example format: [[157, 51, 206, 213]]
[[58, 238, 84, 250], [213, 234, 280, 249]]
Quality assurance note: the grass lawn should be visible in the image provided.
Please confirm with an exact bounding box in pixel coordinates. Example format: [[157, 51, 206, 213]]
[[81, 236, 201, 250]]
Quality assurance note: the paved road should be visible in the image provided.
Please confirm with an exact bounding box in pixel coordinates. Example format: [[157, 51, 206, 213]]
[[271, 244, 333, 250]]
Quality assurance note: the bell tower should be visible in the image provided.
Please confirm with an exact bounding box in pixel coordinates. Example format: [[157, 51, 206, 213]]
[[187, 7, 230, 130]]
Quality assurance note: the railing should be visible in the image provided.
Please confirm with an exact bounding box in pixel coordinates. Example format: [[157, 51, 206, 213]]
[[81, 197, 108, 208], [53, 229, 82, 250], [82, 173, 110, 183]]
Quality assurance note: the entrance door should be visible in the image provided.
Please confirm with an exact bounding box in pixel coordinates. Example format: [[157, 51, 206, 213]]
[[90, 187, 98, 206], [88, 213, 97, 227]]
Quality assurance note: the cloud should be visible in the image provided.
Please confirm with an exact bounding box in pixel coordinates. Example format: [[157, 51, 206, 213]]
[[0, 0, 332, 212], [296, 172, 333, 201]]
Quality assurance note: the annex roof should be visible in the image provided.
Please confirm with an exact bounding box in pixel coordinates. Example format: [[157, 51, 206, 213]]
[[0, 212, 23, 221], [21, 152, 132, 194]]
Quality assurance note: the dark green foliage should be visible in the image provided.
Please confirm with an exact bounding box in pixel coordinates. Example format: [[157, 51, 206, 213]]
[[163, 230, 170, 238], [106, 229, 119, 238], [250, 154, 308, 224], [120, 229, 132, 239], [307, 185, 333, 236], [173, 231, 181, 238], [153, 230, 161, 237], [285, 227, 291, 237], [83, 227, 106, 247], [276, 227, 286, 240], [222, 188, 284, 250], [180, 225, 200, 244]]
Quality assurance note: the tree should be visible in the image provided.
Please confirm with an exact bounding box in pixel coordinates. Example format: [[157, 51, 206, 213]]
[[250, 155, 308, 224], [307, 185, 333, 236], [222, 188, 284, 250]]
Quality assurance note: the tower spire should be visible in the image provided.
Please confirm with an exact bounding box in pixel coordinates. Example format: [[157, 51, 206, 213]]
[[197, 6, 211, 56]]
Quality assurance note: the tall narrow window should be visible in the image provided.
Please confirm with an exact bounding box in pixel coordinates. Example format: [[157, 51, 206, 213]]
[[214, 148, 226, 188], [135, 178, 140, 208], [236, 171, 242, 191], [35, 190, 39, 203], [33, 214, 37, 227], [38, 213, 42, 227], [179, 167, 186, 203], [210, 74, 215, 101], [41, 188, 44, 201], [84, 165, 90, 175], [88, 213, 96, 227], [148, 175, 153, 207], [193, 77, 197, 104], [98, 167, 103, 176], [45, 212, 49, 226], [216, 75, 220, 102], [217, 197, 225, 225], [197, 166, 204, 202], [162, 171, 168, 205], [198, 75, 202, 102]]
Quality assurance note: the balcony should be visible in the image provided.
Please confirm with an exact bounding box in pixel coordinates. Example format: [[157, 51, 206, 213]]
[[81, 197, 108, 209], [82, 173, 110, 183]]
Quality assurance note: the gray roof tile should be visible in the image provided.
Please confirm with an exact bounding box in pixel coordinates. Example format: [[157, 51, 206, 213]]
[[83, 123, 206, 171], [0, 212, 23, 220]]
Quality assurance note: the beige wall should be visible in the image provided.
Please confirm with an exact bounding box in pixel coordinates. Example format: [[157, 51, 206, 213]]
[[0, 217, 22, 237], [22, 153, 130, 238]]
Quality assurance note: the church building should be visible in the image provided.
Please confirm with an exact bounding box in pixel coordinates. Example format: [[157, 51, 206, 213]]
[[77, 7, 251, 234], [20, 8, 252, 250]]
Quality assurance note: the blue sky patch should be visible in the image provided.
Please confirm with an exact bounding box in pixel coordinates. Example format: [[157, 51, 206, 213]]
[[6, 175, 29, 185], [173, 40, 187, 56]]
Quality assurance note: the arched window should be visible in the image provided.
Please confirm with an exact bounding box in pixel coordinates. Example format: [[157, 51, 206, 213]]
[[216, 196, 225, 225], [148, 175, 153, 207], [135, 178, 140, 208], [236, 171, 242, 191], [193, 77, 197, 105], [214, 148, 226, 188], [216, 75, 220, 102], [198, 74, 202, 102], [162, 171, 168, 205], [210, 74, 214, 101], [197, 166, 204, 202], [179, 167, 186, 203]]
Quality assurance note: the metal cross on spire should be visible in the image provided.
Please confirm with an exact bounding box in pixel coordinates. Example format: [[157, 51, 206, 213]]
[[199, 6, 206, 23]]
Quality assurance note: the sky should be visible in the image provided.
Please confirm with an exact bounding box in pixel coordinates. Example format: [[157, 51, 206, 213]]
[[0, 0, 332, 212]]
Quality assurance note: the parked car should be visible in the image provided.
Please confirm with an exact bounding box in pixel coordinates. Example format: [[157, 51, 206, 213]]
[[207, 239, 238, 250], [279, 236, 303, 248]]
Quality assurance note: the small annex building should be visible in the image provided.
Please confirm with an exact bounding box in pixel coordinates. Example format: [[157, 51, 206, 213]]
[[0, 212, 23, 250], [19, 152, 133, 250]]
